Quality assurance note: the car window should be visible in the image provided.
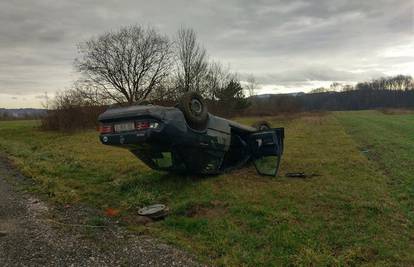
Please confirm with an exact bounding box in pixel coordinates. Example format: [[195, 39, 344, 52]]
[[203, 157, 222, 173], [254, 155, 279, 176], [151, 152, 173, 169]]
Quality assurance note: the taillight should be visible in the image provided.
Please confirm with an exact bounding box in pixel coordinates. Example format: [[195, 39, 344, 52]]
[[99, 124, 113, 134], [135, 121, 150, 130], [135, 121, 159, 130]]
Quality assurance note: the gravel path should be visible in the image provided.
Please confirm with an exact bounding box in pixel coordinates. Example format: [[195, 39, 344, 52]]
[[0, 156, 201, 266]]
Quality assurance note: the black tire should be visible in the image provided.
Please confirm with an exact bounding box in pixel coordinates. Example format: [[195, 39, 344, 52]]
[[252, 120, 271, 131], [178, 92, 209, 131]]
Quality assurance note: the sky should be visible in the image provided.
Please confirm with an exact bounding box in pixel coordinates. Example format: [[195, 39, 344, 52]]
[[0, 0, 413, 108]]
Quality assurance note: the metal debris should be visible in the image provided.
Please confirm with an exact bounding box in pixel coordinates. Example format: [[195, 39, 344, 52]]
[[285, 172, 320, 178], [138, 204, 169, 220]]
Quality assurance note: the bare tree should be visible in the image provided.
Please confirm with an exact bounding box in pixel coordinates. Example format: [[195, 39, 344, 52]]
[[175, 27, 209, 95], [145, 76, 180, 101], [329, 82, 343, 92], [204, 61, 233, 99], [76, 25, 173, 104], [245, 74, 258, 97], [388, 75, 413, 90], [341, 84, 354, 92], [71, 79, 113, 106], [49, 89, 86, 110], [40, 92, 50, 109], [309, 87, 330, 93]]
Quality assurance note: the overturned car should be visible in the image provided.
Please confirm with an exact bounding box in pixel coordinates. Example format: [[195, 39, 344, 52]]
[[98, 93, 284, 176]]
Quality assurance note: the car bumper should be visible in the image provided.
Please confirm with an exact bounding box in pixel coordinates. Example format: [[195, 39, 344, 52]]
[[100, 129, 156, 147]]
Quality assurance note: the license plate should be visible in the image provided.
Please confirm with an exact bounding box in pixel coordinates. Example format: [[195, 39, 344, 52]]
[[114, 122, 135, 132]]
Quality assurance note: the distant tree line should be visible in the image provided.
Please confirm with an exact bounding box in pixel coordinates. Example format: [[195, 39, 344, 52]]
[[299, 89, 414, 111], [0, 109, 46, 121], [310, 75, 414, 93], [302, 74, 414, 111], [248, 75, 414, 115], [354, 75, 414, 91]]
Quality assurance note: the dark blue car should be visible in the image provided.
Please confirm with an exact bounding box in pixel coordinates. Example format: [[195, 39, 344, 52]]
[[98, 93, 284, 176]]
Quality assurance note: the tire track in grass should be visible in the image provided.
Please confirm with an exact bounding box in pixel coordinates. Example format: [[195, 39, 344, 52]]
[[335, 110, 414, 262]]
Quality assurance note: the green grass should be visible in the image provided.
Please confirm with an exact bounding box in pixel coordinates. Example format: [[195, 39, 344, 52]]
[[0, 112, 413, 266]]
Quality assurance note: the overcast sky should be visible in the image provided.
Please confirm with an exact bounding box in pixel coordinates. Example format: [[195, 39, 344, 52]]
[[0, 0, 413, 108]]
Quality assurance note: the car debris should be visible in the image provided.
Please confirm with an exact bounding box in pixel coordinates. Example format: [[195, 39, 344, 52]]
[[98, 92, 284, 176], [104, 208, 120, 217], [285, 172, 320, 178], [138, 204, 169, 220]]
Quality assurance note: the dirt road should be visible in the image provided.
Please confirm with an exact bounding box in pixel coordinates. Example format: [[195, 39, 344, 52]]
[[0, 156, 200, 266]]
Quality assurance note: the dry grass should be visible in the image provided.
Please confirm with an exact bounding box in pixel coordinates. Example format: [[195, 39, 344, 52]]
[[0, 112, 413, 266]]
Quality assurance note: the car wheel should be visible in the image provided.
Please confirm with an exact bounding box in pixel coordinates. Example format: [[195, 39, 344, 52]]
[[178, 92, 209, 131], [252, 121, 271, 131]]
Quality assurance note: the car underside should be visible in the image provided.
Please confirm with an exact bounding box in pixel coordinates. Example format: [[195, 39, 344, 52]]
[[98, 93, 284, 176]]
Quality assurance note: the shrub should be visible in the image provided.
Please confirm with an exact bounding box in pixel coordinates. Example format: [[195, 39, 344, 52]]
[[41, 106, 106, 131], [41, 88, 107, 131]]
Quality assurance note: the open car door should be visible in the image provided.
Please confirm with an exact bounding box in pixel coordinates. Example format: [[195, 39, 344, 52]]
[[249, 128, 284, 176]]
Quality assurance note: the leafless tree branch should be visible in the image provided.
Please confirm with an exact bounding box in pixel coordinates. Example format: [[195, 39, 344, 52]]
[[76, 25, 173, 104]]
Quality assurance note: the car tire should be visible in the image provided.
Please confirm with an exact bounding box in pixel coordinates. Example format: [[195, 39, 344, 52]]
[[178, 92, 209, 131], [252, 121, 271, 131]]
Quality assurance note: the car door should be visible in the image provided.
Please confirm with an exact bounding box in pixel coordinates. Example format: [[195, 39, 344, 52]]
[[249, 128, 284, 176]]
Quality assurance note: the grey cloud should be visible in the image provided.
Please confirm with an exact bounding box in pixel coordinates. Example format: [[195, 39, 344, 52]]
[[242, 67, 386, 84], [0, 0, 413, 105], [35, 94, 47, 99]]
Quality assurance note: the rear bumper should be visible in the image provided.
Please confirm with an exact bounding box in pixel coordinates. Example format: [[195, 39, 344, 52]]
[[100, 130, 151, 146]]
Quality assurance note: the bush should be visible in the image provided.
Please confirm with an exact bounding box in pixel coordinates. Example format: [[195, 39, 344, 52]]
[[41, 88, 108, 131], [41, 106, 106, 131]]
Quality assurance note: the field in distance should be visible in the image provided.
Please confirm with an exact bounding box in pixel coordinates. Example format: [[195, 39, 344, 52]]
[[0, 110, 413, 266]]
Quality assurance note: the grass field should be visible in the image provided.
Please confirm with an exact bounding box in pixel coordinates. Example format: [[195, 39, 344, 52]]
[[0, 111, 413, 266]]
